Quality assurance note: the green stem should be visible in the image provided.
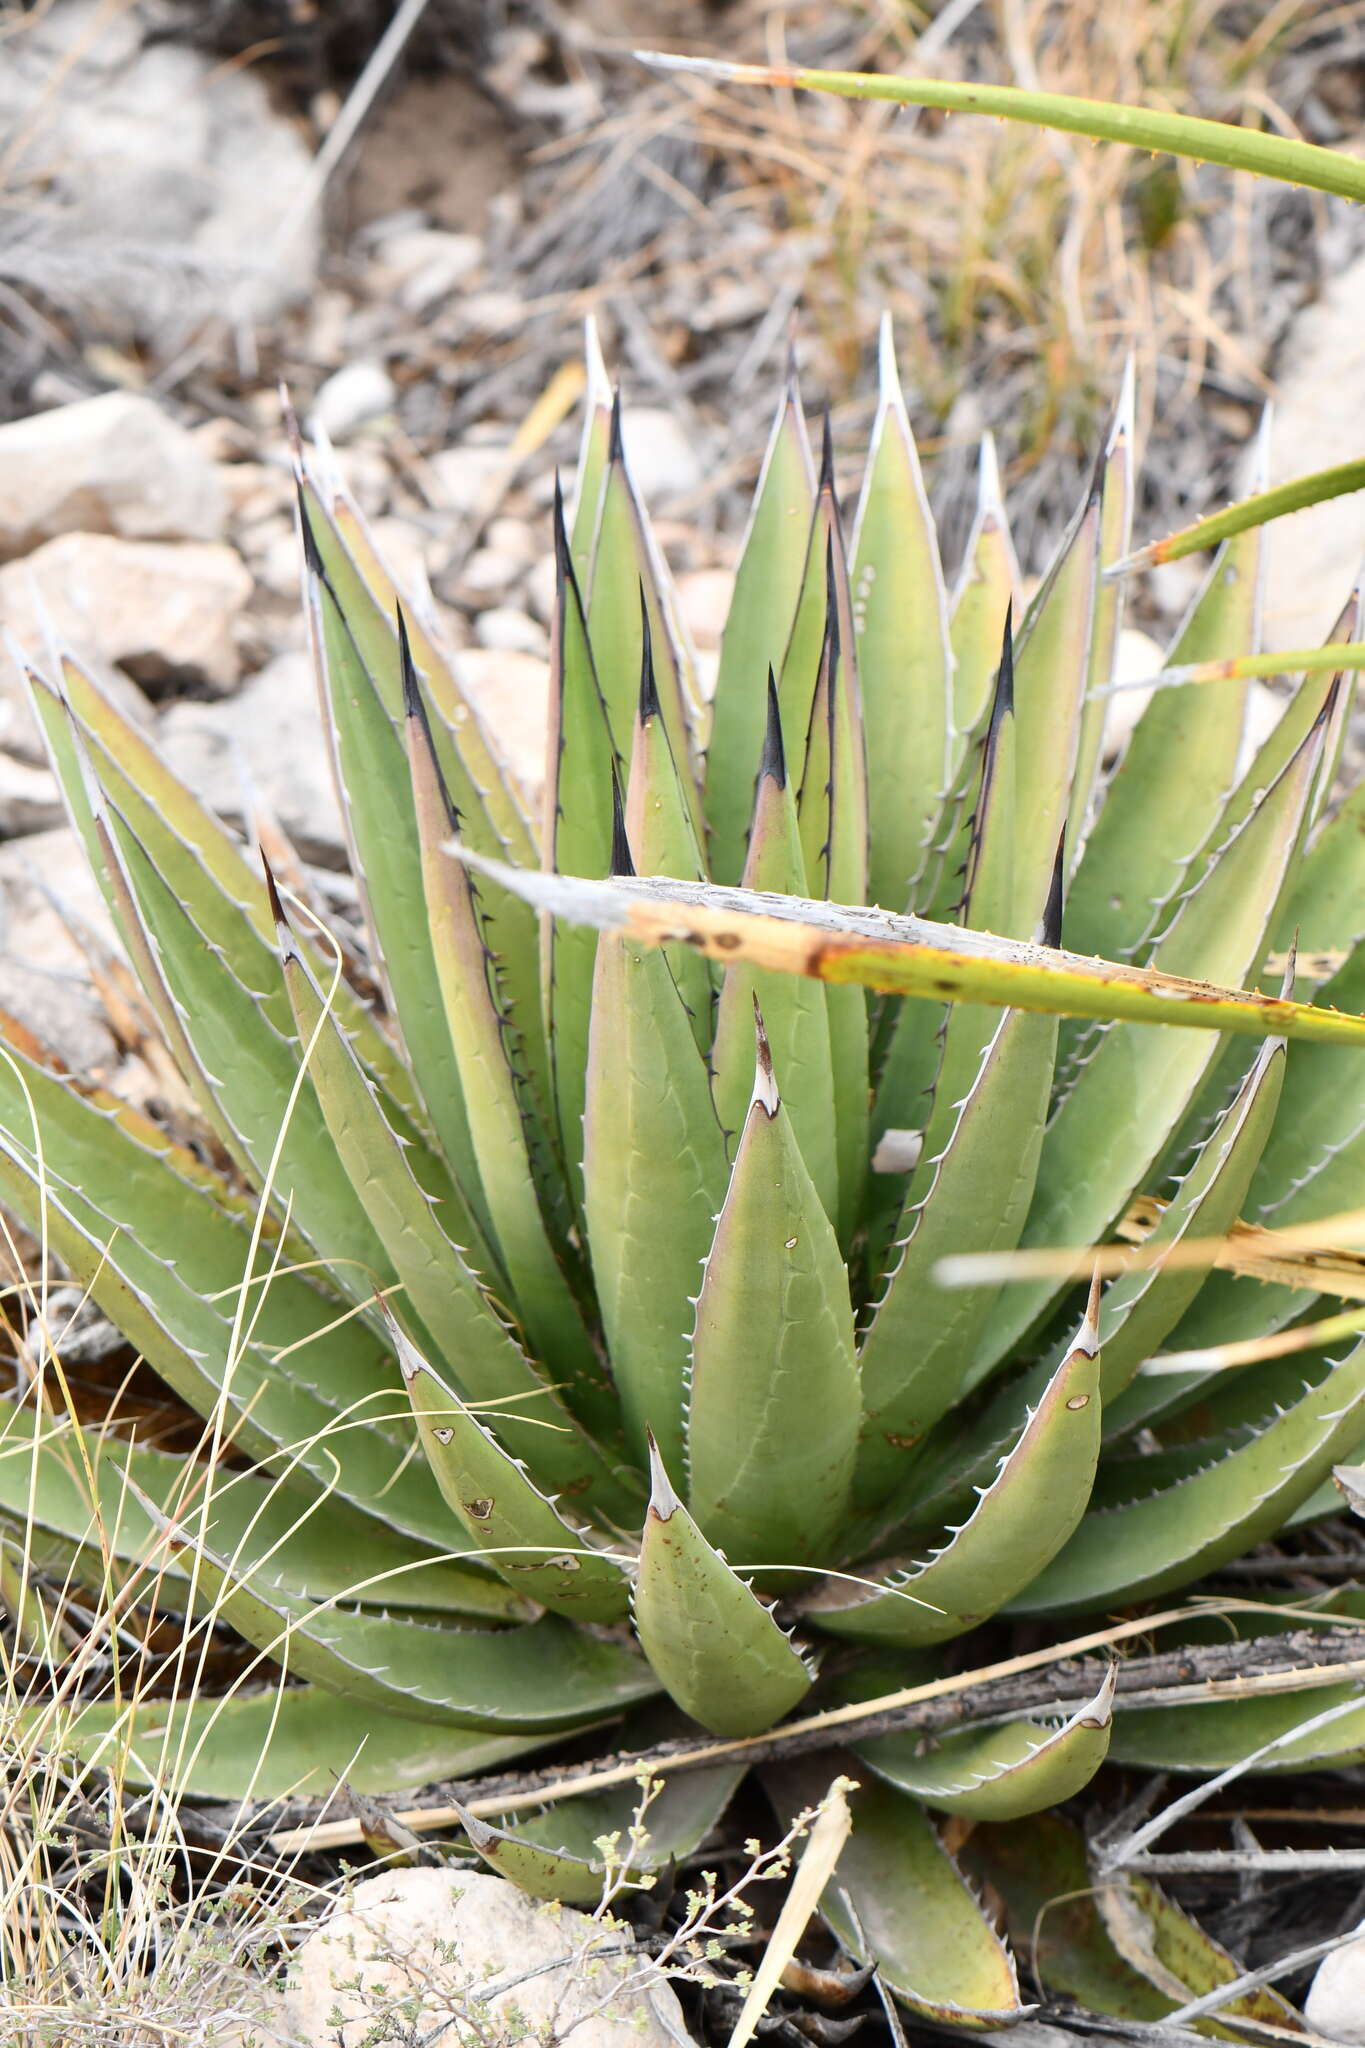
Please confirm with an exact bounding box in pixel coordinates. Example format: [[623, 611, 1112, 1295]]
[[636, 54, 1365, 205]]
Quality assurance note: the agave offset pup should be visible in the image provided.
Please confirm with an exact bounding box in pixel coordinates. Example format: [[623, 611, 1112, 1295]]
[[7, 323, 1365, 2025]]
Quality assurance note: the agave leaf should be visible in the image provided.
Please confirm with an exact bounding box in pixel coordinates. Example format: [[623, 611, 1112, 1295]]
[[710, 680, 838, 1219], [771, 1757, 1025, 2026], [29, 662, 421, 1125], [0, 1131, 455, 1549], [403, 631, 609, 1428], [975, 697, 1326, 1372], [856, 1005, 1057, 1506], [0, 1406, 529, 1621], [1095, 1874, 1302, 2030], [625, 607, 714, 1055], [686, 1014, 858, 1576], [304, 512, 493, 1239], [632, 1439, 813, 1737], [455, 858, 1365, 1049], [1009, 474, 1099, 933], [301, 467, 537, 862], [795, 539, 870, 1243], [1016, 1330, 1365, 1615], [852, 317, 953, 914], [948, 436, 1021, 762], [812, 1294, 1100, 1646], [1110, 1684, 1365, 1773], [543, 484, 620, 1191], [458, 1752, 744, 1904], [585, 397, 701, 824], [21, 1686, 557, 1802], [858, 1666, 1115, 1821], [705, 367, 816, 885], [960, 1810, 1286, 2031], [394, 1328, 633, 1624], [272, 892, 632, 1519], [1067, 365, 1135, 869], [1065, 506, 1264, 964], [136, 1487, 657, 1732], [1095, 1031, 1287, 1435], [581, 903, 728, 1476], [569, 315, 614, 581]]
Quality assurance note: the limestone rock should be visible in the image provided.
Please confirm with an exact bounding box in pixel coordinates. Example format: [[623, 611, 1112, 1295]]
[[311, 364, 397, 444], [1, 1, 319, 338], [1261, 254, 1365, 650], [474, 608, 548, 657], [0, 536, 252, 732], [456, 648, 551, 800], [283, 1868, 687, 2048], [0, 827, 119, 1076], [1306, 1929, 1365, 2042], [0, 393, 225, 561], [620, 406, 706, 501], [159, 651, 344, 867]]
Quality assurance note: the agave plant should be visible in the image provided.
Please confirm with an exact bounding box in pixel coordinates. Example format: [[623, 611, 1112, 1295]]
[[7, 321, 1365, 2027]]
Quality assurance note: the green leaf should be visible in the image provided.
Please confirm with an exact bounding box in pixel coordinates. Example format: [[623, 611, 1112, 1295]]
[[975, 689, 1325, 1372], [581, 921, 728, 1476], [0, 1404, 530, 1621], [304, 510, 492, 1241], [772, 1758, 1025, 2025], [810, 1293, 1100, 1646], [138, 1488, 657, 1732], [458, 1747, 744, 1903], [403, 633, 610, 1435], [23, 1686, 556, 1802], [858, 1666, 1115, 1820], [710, 680, 838, 1221], [855, 1005, 1058, 1505], [543, 484, 620, 1192], [1067, 364, 1135, 869], [393, 1323, 634, 1623], [1009, 472, 1099, 932], [947, 435, 1020, 766], [705, 369, 816, 885], [569, 315, 614, 583], [686, 1013, 858, 1576], [1065, 508, 1264, 964], [1110, 1684, 1365, 1773], [633, 1438, 813, 1737], [586, 398, 701, 829], [852, 317, 952, 915], [1015, 1329, 1365, 1614], [624, 606, 714, 1055], [641, 52, 1365, 205], [272, 893, 633, 1521]]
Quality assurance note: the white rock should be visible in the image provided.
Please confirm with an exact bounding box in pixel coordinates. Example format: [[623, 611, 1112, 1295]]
[[0, 534, 252, 718], [1101, 626, 1163, 759], [474, 608, 548, 658], [525, 552, 558, 625], [456, 648, 551, 798], [283, 1868, 686, 2048], [676, 568, 734, 651], [160, 651, 344, 867], [620, 406, 706, 501], [376, 227, 483, 312], [1306, 1929, 1365, 2041], [0, 2, 320, 336], [0, 827, 119, 1074], [429, 445, 512, 517], [311, 363, 397, 444], [1261, 253, 1365, 650], [0, 753, 61, 837], [461, 548, 524, 599], [0, 393, 225, 561]]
